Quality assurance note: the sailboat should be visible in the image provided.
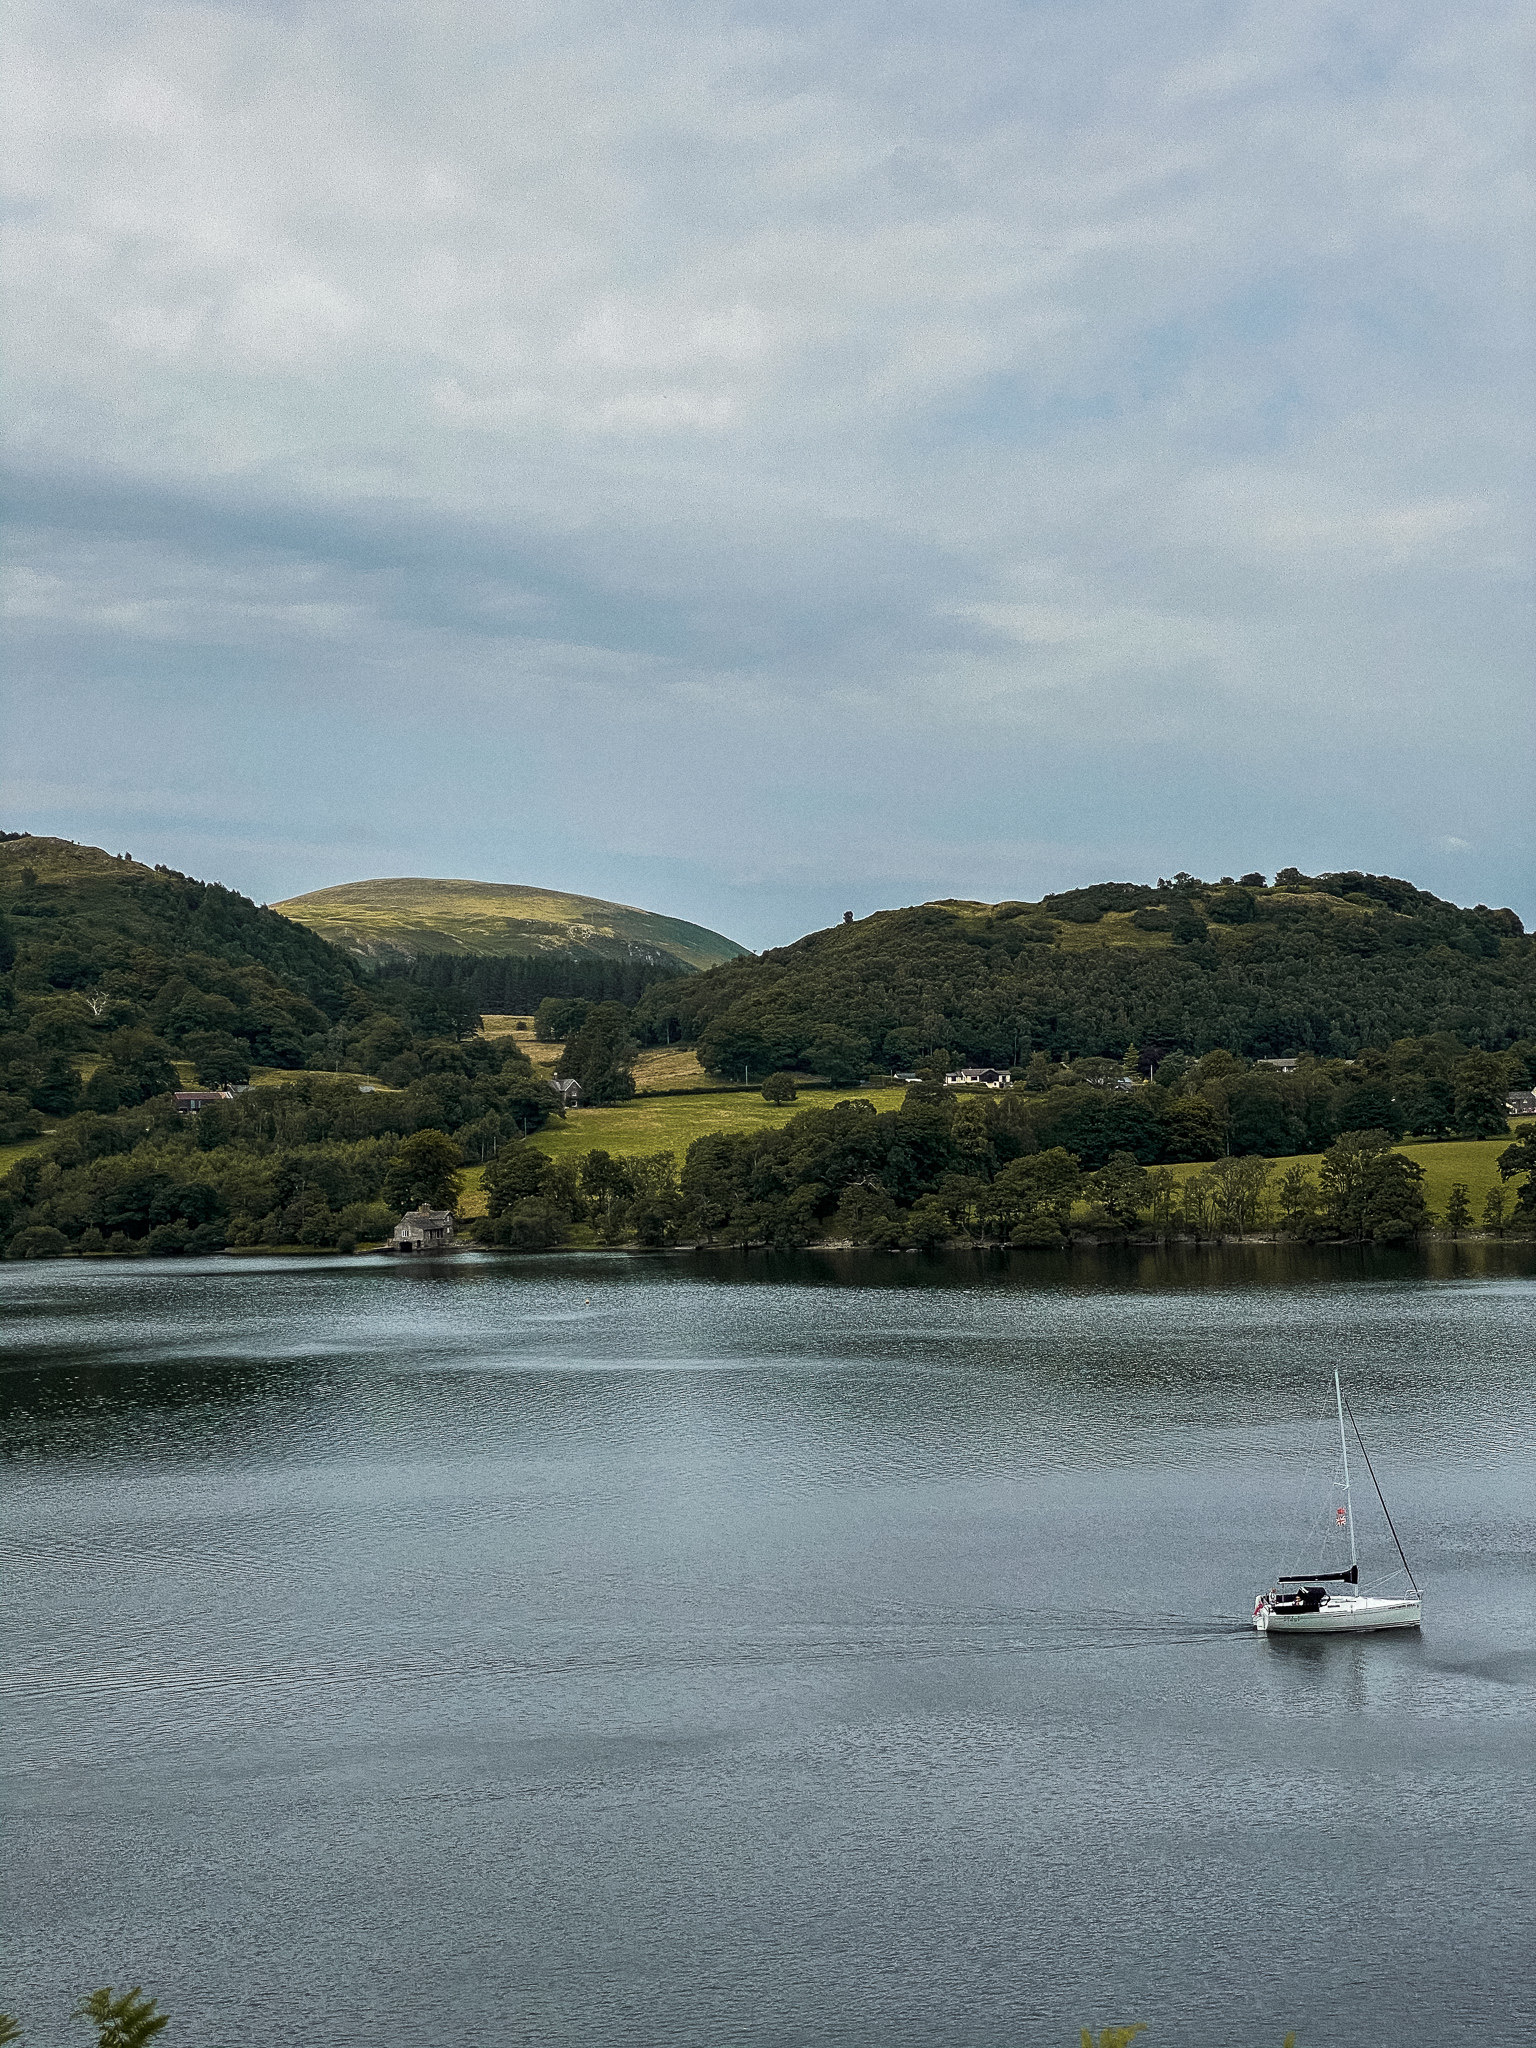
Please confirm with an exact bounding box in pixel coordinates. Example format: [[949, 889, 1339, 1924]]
[[1253, 1370, 1421, 1635]]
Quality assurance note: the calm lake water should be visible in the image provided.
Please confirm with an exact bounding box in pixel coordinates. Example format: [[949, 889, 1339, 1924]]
[[3, 1245, 1534, 2048]]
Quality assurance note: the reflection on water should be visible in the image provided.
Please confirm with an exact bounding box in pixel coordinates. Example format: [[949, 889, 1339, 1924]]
[[2, 1246, 1533, 2048]]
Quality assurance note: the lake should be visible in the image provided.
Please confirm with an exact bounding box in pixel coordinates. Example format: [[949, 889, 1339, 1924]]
[[3, 1245, 1534, 2047]]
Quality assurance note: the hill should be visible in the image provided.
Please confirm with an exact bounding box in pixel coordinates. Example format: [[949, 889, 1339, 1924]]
[[273, 876, 748, 973], [632, 868, 1534, 1075], [0, 832, 360, 1010], [0, 832, 555, 1146]]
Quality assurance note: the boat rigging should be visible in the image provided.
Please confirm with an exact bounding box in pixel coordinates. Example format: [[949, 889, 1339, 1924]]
[[1253, 1370, 1421, 1635]]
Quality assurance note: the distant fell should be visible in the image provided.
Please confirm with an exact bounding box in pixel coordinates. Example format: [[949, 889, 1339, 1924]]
[[273, 876, 749, 973]]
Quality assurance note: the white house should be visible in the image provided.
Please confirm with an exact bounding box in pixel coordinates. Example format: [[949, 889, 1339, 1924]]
[[944, 1067, 1012, 1090]]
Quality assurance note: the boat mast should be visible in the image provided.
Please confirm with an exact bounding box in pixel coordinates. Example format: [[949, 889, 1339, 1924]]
[[1335, 1369, 1357, 1579]]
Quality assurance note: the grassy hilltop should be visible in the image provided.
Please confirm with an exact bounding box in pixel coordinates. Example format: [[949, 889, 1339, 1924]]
[[274, 876, 747, 972]]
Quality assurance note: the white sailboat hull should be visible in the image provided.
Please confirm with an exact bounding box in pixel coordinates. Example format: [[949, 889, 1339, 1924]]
[[1254, 1594, 1421, 1635]]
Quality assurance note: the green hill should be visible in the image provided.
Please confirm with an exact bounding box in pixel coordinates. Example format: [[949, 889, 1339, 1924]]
[[632, 868, 1534, 1074], [0, 831, 553, 1137], [0, 833, 362, 1013], [273, 876, 748, 973]]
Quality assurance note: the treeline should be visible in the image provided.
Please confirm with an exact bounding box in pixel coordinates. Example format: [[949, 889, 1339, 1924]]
[[378, 949, 687, 1015], [629, 869, 1533, 1079], [1007, 1035, 1531, 1159], [472, 1090, 1536, 1252], [1, 1037, 557, 1260]]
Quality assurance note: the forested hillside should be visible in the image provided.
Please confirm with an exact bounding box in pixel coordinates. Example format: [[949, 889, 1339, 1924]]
[[633, 869, 1533, 1078], [4, 842, 1533, 1260], [0, 835, 562, 1256]]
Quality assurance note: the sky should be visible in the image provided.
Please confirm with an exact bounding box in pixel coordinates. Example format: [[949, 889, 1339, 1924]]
[[3, 0, 1532, 950]]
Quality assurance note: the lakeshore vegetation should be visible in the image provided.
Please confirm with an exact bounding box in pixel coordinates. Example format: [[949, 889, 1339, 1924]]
[[2, 834, 1533, 1259]]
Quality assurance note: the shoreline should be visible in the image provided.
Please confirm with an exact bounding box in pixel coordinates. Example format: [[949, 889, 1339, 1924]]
[[24, 1225, 1534, 1264]]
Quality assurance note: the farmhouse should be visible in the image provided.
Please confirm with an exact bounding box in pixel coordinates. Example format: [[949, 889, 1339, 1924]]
[[944, 1066, 1012, 1090], [1506, 1090, 1536, 1120], [391, 1208, 455, 1252], [172, 1088, 235, 1113]]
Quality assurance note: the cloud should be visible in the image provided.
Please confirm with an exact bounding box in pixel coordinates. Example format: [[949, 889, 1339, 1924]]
[[1, 0, 1531, 937]]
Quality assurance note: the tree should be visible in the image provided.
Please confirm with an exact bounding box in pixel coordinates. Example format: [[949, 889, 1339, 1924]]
[[82, 1063, 124, 1113], [830, 1180, 898, 1242], [1336, 1080, 1404, 1139], [949, 1095, 992, 1173], [1442, 1182, 1472, 1236], [562, 1002, 637, 1105], [483, 1143, 549, 1215], [804, 1026, 870, 1087], [1089, 1150, 1149, 1227], [1403, 1076, 1455, 1137], [985, 1147, 1081, 1238], [1208, 887, 1256, 923], [760, 1071, 798, 1104], [71, 1988, 169, 2048], [1146, 1166, 1178, 1231], [30, 1053, 81, 1116], [1453, 1051, 1511, 1138], [1496, 1127, 1536, 1218], [1481, 1187, 1507, 1236], [5, 1225, 69, 1260], [1276, 1163, 1318, 1234], [579, 1148, 632, 1231], [535, 996, 590, 1042], [1317, 1128, 1427, 1241], [476, 1196, 568, 1250], [381, 1129, 463, 1212], [903, 1196, 952, 1250], [1207, 1154, 1273, 1233], [0, 2011, 20, 2044], [189, 1034, 251, 1087], [622, 1151, 684, 1245]]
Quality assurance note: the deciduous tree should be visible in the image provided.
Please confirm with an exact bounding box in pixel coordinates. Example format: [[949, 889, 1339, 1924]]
[[381, 1128, 463, 1212]]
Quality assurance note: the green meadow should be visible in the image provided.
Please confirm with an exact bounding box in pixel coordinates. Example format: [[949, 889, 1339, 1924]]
[[1160, 1135, 1521, 1220], [527, 1086, 909, 1162]]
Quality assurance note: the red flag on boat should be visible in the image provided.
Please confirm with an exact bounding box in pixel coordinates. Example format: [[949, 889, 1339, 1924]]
[[1337, 1507, 1348, 1526]]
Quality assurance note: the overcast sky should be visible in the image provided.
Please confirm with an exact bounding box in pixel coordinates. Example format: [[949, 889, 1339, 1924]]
[[3, 0, 1532, 948]]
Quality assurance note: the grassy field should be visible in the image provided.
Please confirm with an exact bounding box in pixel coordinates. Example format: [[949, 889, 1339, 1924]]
[[481, 1018, 561, 1072], [273, 876, 746, 969], [482, 1021, 742, 1094], [527, 1086, 908, 1163], [0, 1133, 55, 1176], [630, 1045, 725, 1092], [1162, 1135, 1523, 1220]]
